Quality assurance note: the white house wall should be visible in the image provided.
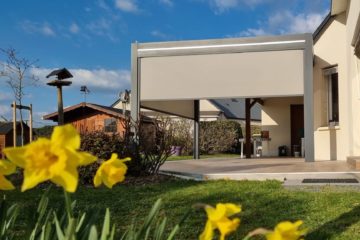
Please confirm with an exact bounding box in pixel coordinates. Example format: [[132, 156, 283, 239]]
[[347, 0, 360, 157], [313, 12, 348, 160], [261, 97, 303, 157]]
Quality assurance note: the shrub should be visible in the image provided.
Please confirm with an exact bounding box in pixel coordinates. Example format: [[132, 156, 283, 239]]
[[200, 120, 242, 154], [79, 117, 175, 177], [170, 119, 193, 155]]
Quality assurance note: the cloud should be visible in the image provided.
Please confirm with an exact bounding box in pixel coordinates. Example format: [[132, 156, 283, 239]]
[[159, 0, 173, 7], [115, 0, 139, 12], [207, 0, 268, 14], [151, 30, 172, 39], [0, 104, 11, 117], [20, 20, 55, 37], [287, 12, 326, 33], [86, 18, 118, 42], [0, 92, 13, 101], [230, 28, 267, 37], [31, 67, 130, 92], [69, 23, 80, 34], [230, 10, 327, 37]]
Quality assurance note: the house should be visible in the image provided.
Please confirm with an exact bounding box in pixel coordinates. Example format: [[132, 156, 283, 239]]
[[129, 0, 360, 161], [312, 0, 360, 162], [112, 94, 261, 124], [0, 122, 30, 158], [262, 0, 360, 160], [43, 102, 127, 135]]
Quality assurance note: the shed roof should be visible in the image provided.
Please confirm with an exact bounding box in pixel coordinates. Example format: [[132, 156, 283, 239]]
[[0, 122, 29, 134], [43, 102, 127, 122]]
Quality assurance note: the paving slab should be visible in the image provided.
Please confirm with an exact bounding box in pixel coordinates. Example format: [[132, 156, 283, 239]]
[[160, 157, 360, 182]]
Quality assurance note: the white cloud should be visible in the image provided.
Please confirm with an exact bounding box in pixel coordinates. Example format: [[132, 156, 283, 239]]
[[0, 92, 13, 101], [230, 28, 267, 37], [230, 10, 327, 38], [21, 20, 55, 37], [86, 18, 118, 42], [0, 104, 10, 117], [69, 23, 80, 34], [31, 67, 130, 92], [151, 30, 171, 39], [208, 0, 268, 14], [115, 0, 139, 12], [159, 0, 173, 7], [288, 12, 325, 33]]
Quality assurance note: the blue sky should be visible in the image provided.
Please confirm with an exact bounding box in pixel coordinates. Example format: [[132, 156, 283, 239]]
[[0, 0, 330, 127]]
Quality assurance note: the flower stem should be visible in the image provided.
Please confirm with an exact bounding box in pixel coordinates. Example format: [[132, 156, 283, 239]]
[[63, 189, 73, 219]]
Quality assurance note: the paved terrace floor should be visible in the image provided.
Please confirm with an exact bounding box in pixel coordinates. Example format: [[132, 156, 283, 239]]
[[160, 157, 360, 181]]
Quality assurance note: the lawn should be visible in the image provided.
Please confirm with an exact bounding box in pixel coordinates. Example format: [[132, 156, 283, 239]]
[[4, 179, 360, 239], [167, 153, 240, 161]]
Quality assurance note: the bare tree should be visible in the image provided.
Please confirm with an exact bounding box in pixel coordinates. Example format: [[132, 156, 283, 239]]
[[0, 47, 38, 146]]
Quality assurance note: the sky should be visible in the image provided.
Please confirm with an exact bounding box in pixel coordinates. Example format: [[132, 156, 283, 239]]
[[0, 0, 330, 127]]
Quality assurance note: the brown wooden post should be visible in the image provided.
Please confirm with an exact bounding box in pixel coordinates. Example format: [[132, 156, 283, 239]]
[[245, 98, 251, 158], [29, 104, 33, 142], [57, 86, 64, 125], [12, 101, 16, 147]]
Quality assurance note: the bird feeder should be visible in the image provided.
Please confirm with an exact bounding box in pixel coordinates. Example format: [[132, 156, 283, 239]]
[[46, 68, 73, 125]]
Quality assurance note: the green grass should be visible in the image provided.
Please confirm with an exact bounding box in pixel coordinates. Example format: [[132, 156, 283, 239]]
[[4, 179, 360, 239], [167, 153, 240, 161]]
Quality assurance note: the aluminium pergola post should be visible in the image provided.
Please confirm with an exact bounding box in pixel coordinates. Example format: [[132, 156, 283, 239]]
[[193, 100, 200, 159], [304, 34, 314, 162], [245, 98, 251, 158], [130, 42, 140, 126]]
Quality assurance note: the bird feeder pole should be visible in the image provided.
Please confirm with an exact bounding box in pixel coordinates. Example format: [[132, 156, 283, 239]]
[[46, 68, 73, 126]]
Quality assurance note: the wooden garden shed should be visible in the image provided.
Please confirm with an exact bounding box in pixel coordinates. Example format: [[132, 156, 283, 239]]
[[0, 122, 30, 158]]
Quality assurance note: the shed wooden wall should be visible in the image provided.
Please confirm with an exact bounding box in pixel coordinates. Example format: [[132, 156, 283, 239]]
[[65, 112, 125, 135]]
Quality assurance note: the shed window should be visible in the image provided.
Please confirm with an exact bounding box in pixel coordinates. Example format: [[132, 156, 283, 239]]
[[323, 67, 339, 125], [104, 118, 117, 132]]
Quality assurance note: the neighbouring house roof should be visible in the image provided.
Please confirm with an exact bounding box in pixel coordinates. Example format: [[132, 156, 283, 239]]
[[209, 99, 261, 121], [0, 122, 29, 134], [43, 102, 127, 122]]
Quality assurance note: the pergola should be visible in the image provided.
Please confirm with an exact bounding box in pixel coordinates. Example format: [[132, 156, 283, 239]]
[[131, 34, 314, 162]]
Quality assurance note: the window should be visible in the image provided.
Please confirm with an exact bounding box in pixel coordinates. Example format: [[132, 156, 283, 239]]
[[323, 67, 339, 125], [104, 118, 117, 132]]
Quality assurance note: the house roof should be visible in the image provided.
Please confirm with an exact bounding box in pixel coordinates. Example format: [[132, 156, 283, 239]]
[[0, 122, 29, 134], [209, 99, 261, 121], [43, 102, 127, 122], [313, 13, 333, 43]]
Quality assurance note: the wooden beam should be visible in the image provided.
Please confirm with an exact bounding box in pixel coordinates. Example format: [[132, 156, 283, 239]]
[[245, 98, 251, 158], [29, 104, 33, 142], [10, 104, 31, 110], [12, 101, 16, 147]]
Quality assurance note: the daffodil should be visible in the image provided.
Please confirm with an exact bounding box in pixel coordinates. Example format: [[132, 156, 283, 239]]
[[0, 160, 16, 190], [94, 153, 130, 188], [199, 203, 241, 240], [3, 124, 97, 192], [266, 220, 306, 240]]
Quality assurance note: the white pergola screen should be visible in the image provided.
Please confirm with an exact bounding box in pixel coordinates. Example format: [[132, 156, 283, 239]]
[[140, 50, 304, 100], [141, 100, 194, 119]]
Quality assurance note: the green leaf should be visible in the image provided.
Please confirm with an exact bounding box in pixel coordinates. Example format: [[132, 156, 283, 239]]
[[88, 226, 98, 240], [100, 209, 110, 240], [54, 214, 65, 240]]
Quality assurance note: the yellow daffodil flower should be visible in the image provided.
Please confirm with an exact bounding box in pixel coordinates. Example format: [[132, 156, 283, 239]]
[[3, 124, 97, 192], [199, 203, 241, 240], [266, 220, 306, 240], [0, 160, 16, 190], [94, 153, 130, 188]]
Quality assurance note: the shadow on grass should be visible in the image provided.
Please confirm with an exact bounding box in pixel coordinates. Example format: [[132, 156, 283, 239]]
[[306, 205, 360, 239]]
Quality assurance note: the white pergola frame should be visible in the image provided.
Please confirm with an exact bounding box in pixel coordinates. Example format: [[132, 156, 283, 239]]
[[131, 33, 314, 162]]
